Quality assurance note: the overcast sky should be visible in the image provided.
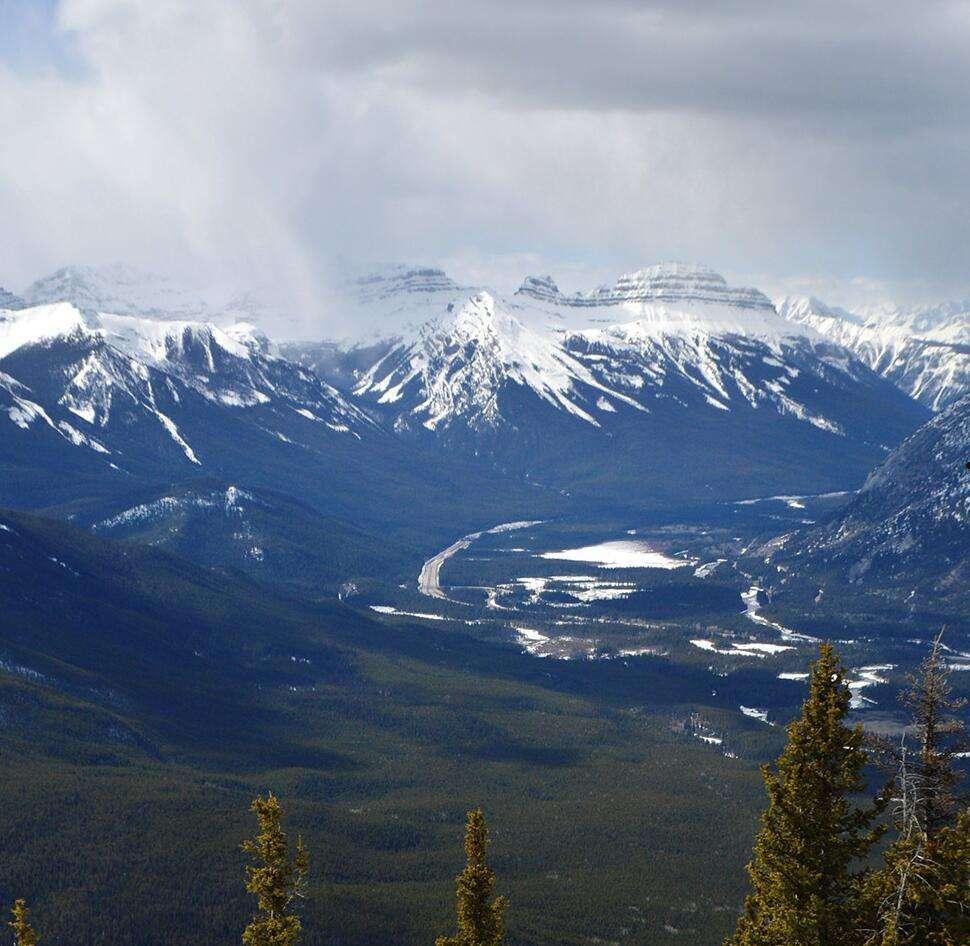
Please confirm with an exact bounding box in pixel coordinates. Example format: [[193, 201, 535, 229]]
[[3, 0, 970, 317]]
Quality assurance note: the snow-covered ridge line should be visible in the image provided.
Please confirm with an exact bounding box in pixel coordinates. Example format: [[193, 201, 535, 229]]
[[0, 299, 374, 469], [516, 263, 775, 312], [342, 266, 854, 435], [354, 292, 647, 431], [776, 295, 968, 410]]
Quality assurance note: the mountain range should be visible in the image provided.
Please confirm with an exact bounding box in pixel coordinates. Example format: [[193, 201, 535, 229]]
[[0, 297, 548, 589], [1, 260, 964, 592], [1, 259, 966, 946], [290, 263, 931, 503]]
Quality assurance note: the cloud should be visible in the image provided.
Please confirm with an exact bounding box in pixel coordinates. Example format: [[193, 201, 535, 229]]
[[1, 0, 970, 325]]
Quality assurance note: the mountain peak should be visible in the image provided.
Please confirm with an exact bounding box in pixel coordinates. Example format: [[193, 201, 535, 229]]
[[353, 265, 464, 304], [626, 261, 723, 282], [0, 302, 92, 359], [517, 263, 774, 313], [515, 274, 562, 302], [23, 263, 216, 321]]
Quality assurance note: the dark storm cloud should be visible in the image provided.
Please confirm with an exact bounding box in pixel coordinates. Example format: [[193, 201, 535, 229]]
[[295, 1, 970, 129]]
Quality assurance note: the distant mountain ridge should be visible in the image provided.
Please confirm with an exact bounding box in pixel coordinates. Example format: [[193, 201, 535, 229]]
[[0, 261, 941, 541], [516, 263, 776, 312], [777, 295, 968, 410], [24, 263, 218, 320], [286, 262, 930, 505]]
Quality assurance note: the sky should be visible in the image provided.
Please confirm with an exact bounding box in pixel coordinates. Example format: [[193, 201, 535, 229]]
[[2, 0, 970, 321]]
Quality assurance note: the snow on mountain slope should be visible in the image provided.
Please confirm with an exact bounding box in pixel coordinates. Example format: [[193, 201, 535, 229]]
[[354, 291, 645, 431], [562, 321, 849, 433], [853, 299, 970, 345], [777, 296, 968, 410], [342, 264, 890, 439], [0, 302, 90, 359], [0, 301, 373, 471], [0, 368, 111, 455], [285, 262, 930, 503]]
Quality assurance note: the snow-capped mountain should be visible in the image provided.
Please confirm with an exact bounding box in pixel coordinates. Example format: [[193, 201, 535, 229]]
[[854, 299, 969, 345], [0, 302, 371, 471], [516, 262, 779, 317], [24, 264, 219, 320], [294, 263, 929, 504], [0, 261, 938, 529], [0, 287, 24, 310], [21, 263, 303, 338], [353, 290, 647, 431], [763, 395, 969, 628], [776, 296, 968, 411], [0, 292, 546, 567]]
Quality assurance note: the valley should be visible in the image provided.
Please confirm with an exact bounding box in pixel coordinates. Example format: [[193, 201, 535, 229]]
[[361, 494, 969, 750], [3, 10, 969, 944], [0, 261, 966, 946]]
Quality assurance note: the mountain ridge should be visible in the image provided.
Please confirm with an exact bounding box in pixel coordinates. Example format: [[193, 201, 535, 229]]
[[777, 295, 968, 410]]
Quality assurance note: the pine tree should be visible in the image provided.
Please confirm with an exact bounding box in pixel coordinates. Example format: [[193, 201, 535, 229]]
[[726, 643, 884, 946], [935, 806, 970, 943], [437, 808, 507, 946], [900, 634, 967, 837], [8, 900, 38, 946], [862, 635, 968, 945], [241, 793, 309, 946]]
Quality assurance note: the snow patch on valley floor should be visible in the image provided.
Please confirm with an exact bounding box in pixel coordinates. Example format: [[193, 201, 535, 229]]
[[369, 605, 446, 621], [693, 559, 726, 578], [691, 638, 793, 658], [848, 665, 894, 708], [740, 705, 774, 726], [540, 539, 694, 569], [514, 626, 552, 655]]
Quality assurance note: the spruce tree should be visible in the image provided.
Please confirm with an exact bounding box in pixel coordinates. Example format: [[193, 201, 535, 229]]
[[935, 806, 970, 943], [8, 901, 38, 946], [437, 808, 507, 946], [242, 793, 309, 946], [726, 643, 883, 946], [900, 634, 967, 836], [862, 636, 968, 945]]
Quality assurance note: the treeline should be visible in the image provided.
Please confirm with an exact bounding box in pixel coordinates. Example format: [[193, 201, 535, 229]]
[[7, 640, 969, 946]]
